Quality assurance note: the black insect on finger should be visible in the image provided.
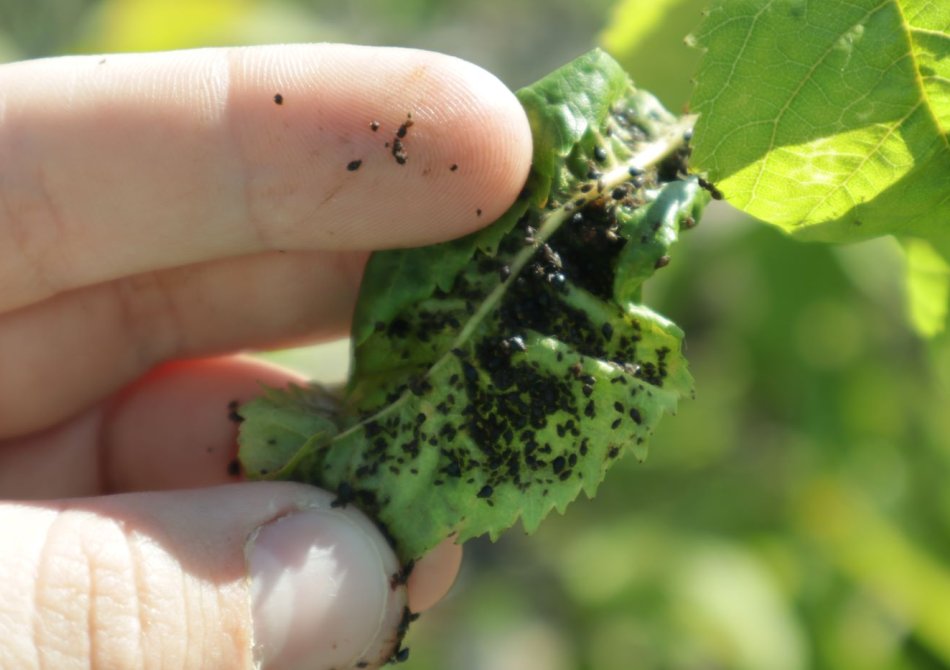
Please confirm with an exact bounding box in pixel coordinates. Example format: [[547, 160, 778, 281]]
[[347, 159, 363, 171], [227, 400, 244, 423], [396, 115, 414, 138], [395, 606, 414, 635], [698, 177, 723, 200], [370, 120, 380, 131], [273, 93, 283, 105], [390, 559, 416, 589]]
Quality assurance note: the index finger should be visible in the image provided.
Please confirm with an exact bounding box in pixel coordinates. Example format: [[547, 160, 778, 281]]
[[0, 44, 532, 312]]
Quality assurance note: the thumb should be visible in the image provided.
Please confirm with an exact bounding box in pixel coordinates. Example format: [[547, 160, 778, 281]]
[[1, 482, 409, 669]]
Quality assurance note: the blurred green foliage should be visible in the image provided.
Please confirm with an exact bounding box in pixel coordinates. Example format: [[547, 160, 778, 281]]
[[3, 0, 950, 668]]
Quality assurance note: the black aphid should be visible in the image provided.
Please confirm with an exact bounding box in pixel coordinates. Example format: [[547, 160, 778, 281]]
[[655, 255, 671, 269], [347, 159, 363, 171], [476, 485, 493, 498], [698, 176, 723, 200], [227, 400, 243, 423], [331, 481, 354, 508], [273, 93, 283, 105], [370, 120, 380, 131], [396, 117, 414, 138]]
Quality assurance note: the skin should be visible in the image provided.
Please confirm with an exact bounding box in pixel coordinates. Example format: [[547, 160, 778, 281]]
[[0, 44, 531, 668]]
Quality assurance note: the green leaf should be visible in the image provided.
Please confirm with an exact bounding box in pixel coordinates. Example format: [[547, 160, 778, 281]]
[[600, 0, 706, 111], [690, 0, 950, 244], [903, 238, 950, 337], [239, 49, 706, 562]]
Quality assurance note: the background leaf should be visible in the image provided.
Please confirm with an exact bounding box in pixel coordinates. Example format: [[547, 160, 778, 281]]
[[903, 238, 950, 337], [600, 0, 705, 112], [689, 0, 949, 244]]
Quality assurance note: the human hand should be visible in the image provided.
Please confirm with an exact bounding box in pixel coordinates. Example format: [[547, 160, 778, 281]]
[[0, 44, 531, 669]]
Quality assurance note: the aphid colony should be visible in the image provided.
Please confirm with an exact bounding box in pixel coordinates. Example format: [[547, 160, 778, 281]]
[[320, 101, 697, 547], [239, 51, 707, 667]]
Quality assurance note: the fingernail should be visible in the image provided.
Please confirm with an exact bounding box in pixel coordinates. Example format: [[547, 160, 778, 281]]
[[247, 508, 396, 670]]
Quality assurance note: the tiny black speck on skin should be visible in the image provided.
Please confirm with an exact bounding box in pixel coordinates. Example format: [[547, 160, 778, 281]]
[[273, 93, 283, 105], [370, 120, 380, 131], [347, 159, 363, 171], [450, 163, 458, 171], [476, 209, 482, 217]]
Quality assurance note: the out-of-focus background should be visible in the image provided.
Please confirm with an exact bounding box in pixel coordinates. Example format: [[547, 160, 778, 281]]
[[4, 1, 950, 668]]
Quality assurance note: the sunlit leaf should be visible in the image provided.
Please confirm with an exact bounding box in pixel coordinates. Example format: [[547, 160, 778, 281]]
[[690, 0, 950, 245], [903, 237, 950, 337]]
